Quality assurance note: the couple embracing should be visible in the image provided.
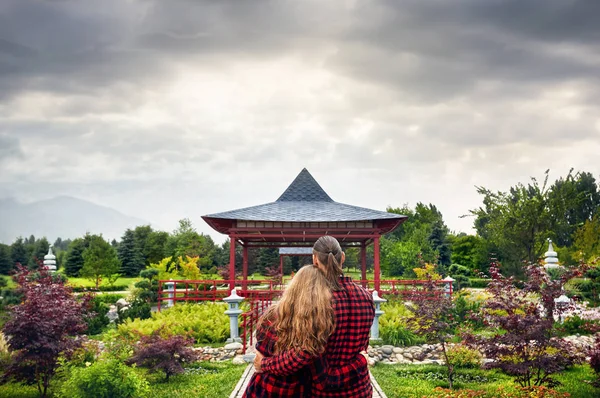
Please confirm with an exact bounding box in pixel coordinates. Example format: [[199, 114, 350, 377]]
[[243, 236, 375, 398]]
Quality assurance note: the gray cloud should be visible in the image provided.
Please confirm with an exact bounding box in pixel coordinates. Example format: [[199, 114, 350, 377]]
[[1, 0, 600, 240]]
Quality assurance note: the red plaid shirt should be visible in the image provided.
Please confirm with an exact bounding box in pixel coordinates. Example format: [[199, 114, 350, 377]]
[[243, 318, 326, 397], [261, 277, 375, 397]]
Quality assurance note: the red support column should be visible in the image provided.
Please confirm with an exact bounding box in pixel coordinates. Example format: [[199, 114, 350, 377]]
[[360, 243, 367, 288], [242, 245, 248, 292], [229, 235, 236, 291], [374, 236, 381, 293], [279, 256, 284, 284]]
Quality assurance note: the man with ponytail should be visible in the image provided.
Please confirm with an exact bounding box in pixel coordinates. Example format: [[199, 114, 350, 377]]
[[254, 236, 375, 397]]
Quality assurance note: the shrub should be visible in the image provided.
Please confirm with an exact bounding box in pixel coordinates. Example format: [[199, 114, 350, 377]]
[[118, 303, 228, 344], [429, 386, 570, 398], [126, 329, 199, 381], [86, 296, 110, 335], [59, 359, 149, 398], [590, 336, 600, 387], [1, 266, 90, 397], [380, 301, 423, 346], [468, 278, 490, 289], [0, 331, 10, 369], [116, 298, 151, 324], [94, 293, 126, 305], [558, 314, 600, 336], [464, 261, 584, 388], [446, 344, 482, 369]]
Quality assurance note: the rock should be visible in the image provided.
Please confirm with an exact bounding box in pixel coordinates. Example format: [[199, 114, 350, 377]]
[[224, 342, 243, 351], [116, 298, 129, 307], [243, 353, 256, 363], [393, 347, 403, 354], [382, 346, 394, 355], [404, 353, 413, 360], [232, 355, 246, 365]]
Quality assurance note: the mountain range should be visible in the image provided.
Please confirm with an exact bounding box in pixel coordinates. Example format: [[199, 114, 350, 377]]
[[0, 196, 151, 244]]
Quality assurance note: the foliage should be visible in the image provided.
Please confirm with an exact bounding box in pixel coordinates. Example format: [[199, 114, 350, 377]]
[[0, 244, 12, 274], [1, 266, 90, 397], [380, 300, 423, 346], [450, 235, 489, 273], [118, 229, 145, 277], [573, 215, 600, 262], [94, 293, 127, 304], [134, 268, 159, 304], [64, 236, 90, 277], [414, 263, 442, 280], [86, 295, 111, 335], [81, 235, 120, 289], [557, 314, 600, 336], [127, 329, 199, 381], [152, 256, 202, 281], [463, 261, 583, 388], [428, 386, 571, 398], [117, 303, 229, 344], [10, 237, 28, 269], [116, 298, 152, 324], [407, 278, 460, 389], [58, 358, 150, 398], [452, 295, 483, 329], [446, 344, 483, 369]]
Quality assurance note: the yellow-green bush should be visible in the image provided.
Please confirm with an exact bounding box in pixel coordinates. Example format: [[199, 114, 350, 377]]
[[117, 303, 229, 344], [446, 344, 483, 368], [380, 300, 423, 346]]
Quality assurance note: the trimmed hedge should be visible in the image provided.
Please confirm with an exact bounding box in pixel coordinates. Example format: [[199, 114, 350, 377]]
[[468, 278, 490, 289]]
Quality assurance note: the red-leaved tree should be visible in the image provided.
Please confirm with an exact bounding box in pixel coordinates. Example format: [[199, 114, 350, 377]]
[[127, 329, 199, 381], [463, 260, 583, 388], [1, 265, 91, 397]]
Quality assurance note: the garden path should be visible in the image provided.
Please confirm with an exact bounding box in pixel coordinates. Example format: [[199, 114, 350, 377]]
[[229, 364, 387, 398]]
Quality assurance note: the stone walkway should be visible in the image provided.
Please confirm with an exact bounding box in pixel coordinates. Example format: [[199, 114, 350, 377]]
[[229, 365, 387, 398]]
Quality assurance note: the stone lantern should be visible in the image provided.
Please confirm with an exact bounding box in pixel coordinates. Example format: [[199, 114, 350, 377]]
[[224, 289, 244, 343], [370, 290, 386, 341], [544, 239, 560, 270], [442, 276, 455, 297], [44, 247, 57, 272], [554, 294, 571, 323]]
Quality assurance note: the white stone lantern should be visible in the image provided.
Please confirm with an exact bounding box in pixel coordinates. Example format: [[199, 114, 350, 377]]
[[442, 276, 455, 297], [544, 239, 560, 270], [370, 290, 387, 341], [554, 294, 571, 323], [224, 289, 244, 343], [44, 247, 57, 272]]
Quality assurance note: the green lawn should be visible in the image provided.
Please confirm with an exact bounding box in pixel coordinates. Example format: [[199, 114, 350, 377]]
[[65, 276, 141, 289], [371, 364, 597, 398], [0, 362, 246, 398]]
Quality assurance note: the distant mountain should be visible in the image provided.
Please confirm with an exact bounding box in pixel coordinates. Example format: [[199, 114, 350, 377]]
[[0, 196, 151, 244]]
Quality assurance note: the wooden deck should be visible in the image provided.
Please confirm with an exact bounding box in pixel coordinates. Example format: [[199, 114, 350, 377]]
[[230, 364, 387, 398]]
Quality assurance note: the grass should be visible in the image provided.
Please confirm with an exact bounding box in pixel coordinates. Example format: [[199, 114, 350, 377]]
[[65, 276, 141, 289], [371, 364, 598, 398], [0, 362, 247, 398], [147, 362, 246, 398]]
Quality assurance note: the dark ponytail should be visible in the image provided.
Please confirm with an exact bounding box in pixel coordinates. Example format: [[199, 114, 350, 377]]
[[313, 236, 344, 291]]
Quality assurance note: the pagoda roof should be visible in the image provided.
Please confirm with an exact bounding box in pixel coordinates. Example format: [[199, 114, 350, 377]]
[[203, 168, 406, 235]]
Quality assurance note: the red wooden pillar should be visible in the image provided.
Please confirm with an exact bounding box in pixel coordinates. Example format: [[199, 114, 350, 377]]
[[229, 235, 236, 291], [374, 236, 381, 293], [360, 243, 367, 288], [279, 256, 284, 282], [242, 245, 248, 291]]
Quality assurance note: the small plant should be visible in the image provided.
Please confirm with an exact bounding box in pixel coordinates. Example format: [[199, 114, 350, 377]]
[[446, 344, 482, 369], [407, 277, 460, 389], [126, 328, 199, 381], [428, 386, 571, 398], [86, 295, 110, 335], [59, 358, 149, 398], [590, 336, 600, 387]]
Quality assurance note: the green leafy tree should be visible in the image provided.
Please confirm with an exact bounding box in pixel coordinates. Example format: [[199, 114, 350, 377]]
[[573, 215, 600, 262], [0, 243, 12, 274], [81, 235, 120, 289], [145, 230, 169, 265], [450, 234, 490, 273], [118, 229, 145, 277], [471, 172, 553, 276]]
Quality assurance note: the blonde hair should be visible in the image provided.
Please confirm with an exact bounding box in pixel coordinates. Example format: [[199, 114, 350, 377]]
[[313, 235, 344, 291], [259, 265, 335, 356]]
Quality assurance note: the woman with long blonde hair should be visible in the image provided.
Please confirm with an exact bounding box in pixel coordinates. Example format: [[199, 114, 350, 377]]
[[243, 264, 335, 397], [256, 236, 375, 397]]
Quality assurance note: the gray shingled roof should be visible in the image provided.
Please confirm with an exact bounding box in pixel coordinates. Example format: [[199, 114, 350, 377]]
[[204, 168, 405, 222], [279, 247, 313, 255]]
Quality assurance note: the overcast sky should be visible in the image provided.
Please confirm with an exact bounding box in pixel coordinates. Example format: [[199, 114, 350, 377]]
[[1, 0, 599, 243]]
